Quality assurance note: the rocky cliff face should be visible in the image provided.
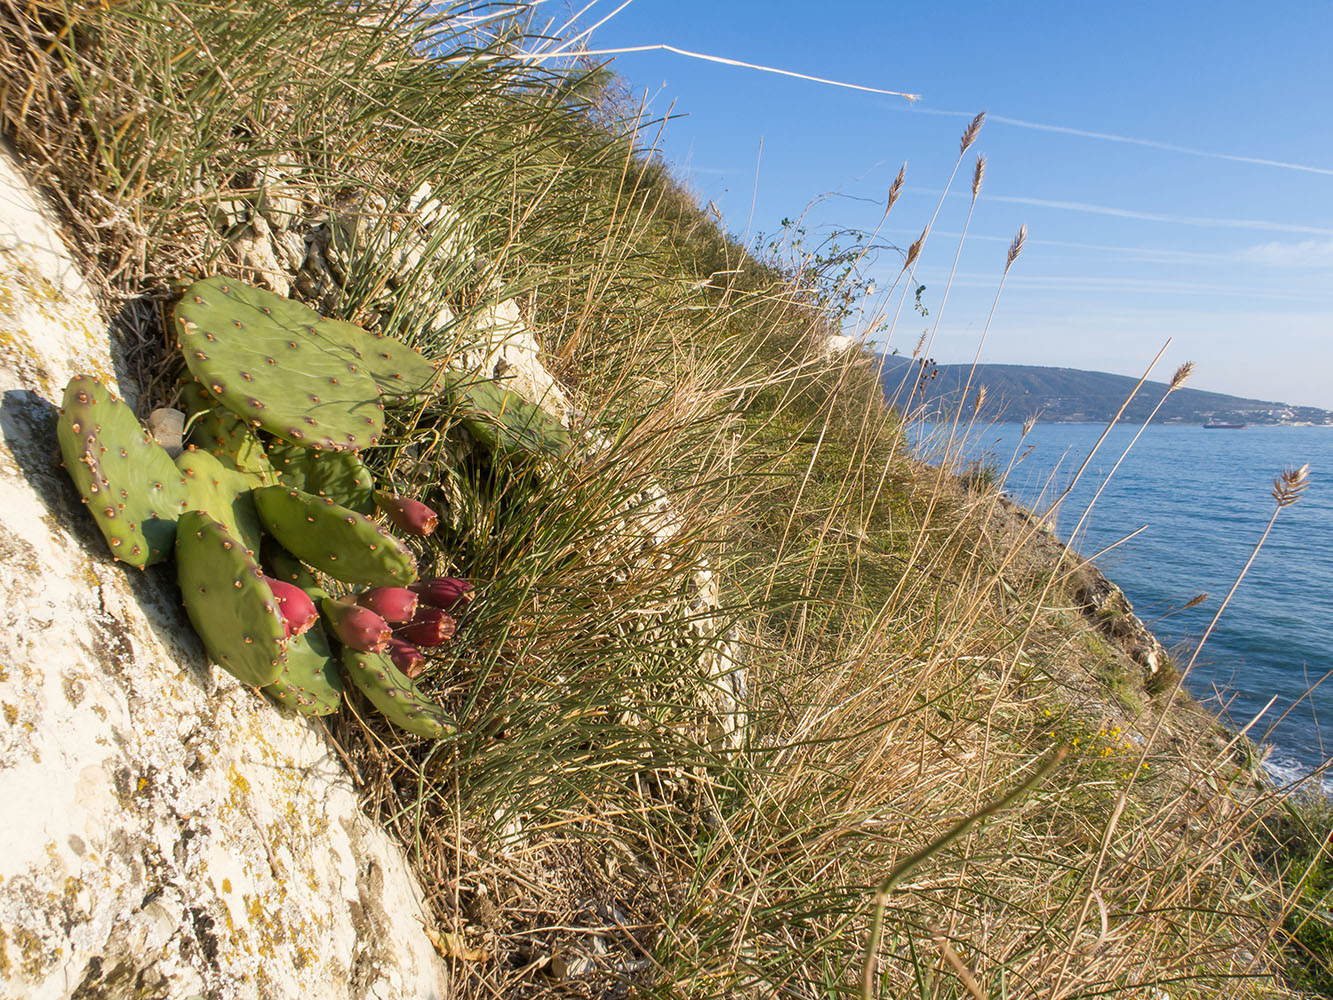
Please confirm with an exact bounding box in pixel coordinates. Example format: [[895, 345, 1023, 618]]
[[0, 143, 451, 998]]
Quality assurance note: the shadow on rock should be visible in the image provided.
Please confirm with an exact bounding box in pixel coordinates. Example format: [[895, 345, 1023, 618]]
[[1, 386, 213, 692]]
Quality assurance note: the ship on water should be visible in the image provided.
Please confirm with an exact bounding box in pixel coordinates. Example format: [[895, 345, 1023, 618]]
[[1203, 420, 1247, 429]]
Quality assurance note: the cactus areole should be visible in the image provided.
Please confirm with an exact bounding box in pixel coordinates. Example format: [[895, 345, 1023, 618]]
[[252, 485, 418, 587], [176, 511, 288, 687], [57, 375, 189, 567], [174, 276, 387, 452], [54, 278, 497, 740]]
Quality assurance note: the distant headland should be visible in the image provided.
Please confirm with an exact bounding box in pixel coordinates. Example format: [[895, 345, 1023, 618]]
[[878, 356, 1333, 426]]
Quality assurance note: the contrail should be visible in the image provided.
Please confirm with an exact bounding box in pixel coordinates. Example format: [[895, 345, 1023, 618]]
[[928, 273, 1333, 302], [876, 186, 1333, 237], [911, 107, 1333, 177], [876, 226, 1262, 263], [522, 35, 1331, 176], [982, 193, 1333, 236], [509, 44, 922, 101]]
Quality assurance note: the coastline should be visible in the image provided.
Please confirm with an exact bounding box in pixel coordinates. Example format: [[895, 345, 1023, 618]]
[[987, 489, 1268, 789]]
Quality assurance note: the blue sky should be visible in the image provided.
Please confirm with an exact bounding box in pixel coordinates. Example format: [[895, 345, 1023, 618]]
[[534, 0, 1333, 408]]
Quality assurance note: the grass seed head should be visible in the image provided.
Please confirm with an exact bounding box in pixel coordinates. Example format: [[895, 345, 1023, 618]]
[[960, 111, 986, 155], [1273, 463, 1311, 507], [1005, 224, 1028, 272], [1169, 361, 1195, 390], [887, 164, 905, 212]]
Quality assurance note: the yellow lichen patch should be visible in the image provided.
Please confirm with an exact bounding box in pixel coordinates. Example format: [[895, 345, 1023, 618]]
[[62, 876, 86, 915], [0, 250, 116, 391], [13, 923, 45, 978], [243, 893, 282, 960], [2, 704, 16, 726], [222, 877, 233, 893], [0, 328, 55, 399], [227, 764, 252, 802]]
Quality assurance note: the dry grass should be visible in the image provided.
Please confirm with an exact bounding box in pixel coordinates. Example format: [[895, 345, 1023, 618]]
[[1, 3, 1326, 998]]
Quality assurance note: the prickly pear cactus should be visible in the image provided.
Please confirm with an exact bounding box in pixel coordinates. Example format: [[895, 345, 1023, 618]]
[[317, 317, 439, 403], [260, 536, 321, 590], [180, 380, 278, 484], [252, 485, 417, 587], [341, 647, 455, 739], [173, 277, 385, 452], [176, 448, 263, 555], [175, 510, 287, 687], [57, 375, 190, 567], [264, 625, 342, 717], [441, 371, 570, 458], [268, 441, 375, 514]]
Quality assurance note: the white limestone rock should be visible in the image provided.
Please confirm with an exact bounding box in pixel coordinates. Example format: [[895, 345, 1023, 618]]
[[253, 153, 305, 228], [821, 334, 856, 359], [458, 295, 570, 421], [0, 143, 450, 999], [227, 213, 291, 298]]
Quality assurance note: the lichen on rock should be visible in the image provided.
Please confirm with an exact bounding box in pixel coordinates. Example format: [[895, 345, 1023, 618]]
[[0, 143, 449, 1000]]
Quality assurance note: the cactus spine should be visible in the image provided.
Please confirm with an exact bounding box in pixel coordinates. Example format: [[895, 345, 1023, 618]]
[[175, 511, 287, 687], [341, 648, 455, 739], [252, 485, 418, 587], [57, 375, 190, 567]]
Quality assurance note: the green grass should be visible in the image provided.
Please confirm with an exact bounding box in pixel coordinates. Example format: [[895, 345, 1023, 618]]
[[1258, 794, 1333, 996], [1, 2, 1321, 997]]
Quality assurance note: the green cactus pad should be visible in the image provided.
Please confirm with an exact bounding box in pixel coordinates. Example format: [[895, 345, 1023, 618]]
[[317, 317, 439, 403], [57, 375, 189, 567], [252, 485, 417, 587], [174, 277, 385, 452], [441, 371, 570, 458], [175, 510, 287, 687], [264, 625, 342, 717], [181, 380, 278, 484], [341, 647, 455, 739], [260, 536, 321, 590], [177, 448, 263, 555], [267, 441, 374, 514]]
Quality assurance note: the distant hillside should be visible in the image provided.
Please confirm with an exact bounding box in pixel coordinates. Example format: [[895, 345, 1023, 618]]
[[877, 356, 1333, 425]]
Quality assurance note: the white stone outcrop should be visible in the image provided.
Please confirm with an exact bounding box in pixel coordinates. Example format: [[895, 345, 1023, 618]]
[[0, 143, 450, 999], [821, 333, 856, 359], [456, 293, 571, 422]]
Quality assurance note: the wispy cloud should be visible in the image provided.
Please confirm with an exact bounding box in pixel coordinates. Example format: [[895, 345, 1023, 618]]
[[911, 107, 1333, 177], [1237, 237, 1333, 268], [911, 272, 1333, 302], [980, 193, 1333, 237], [878, 226, 1248, 264], [885, 186, 1333, 237]]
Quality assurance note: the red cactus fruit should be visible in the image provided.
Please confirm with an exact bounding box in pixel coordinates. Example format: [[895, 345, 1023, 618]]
[[409, 577, 473, 612], [264, 575, 318, 638], [355, 586, 418, 623], [387, 638, 427, 679], [324, 597, 391, 653], [376, 494, 438, 536], [398, 607, 455, 648]]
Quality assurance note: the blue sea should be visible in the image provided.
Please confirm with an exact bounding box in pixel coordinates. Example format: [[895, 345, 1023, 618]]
[[925, 422, 1333, 788]]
